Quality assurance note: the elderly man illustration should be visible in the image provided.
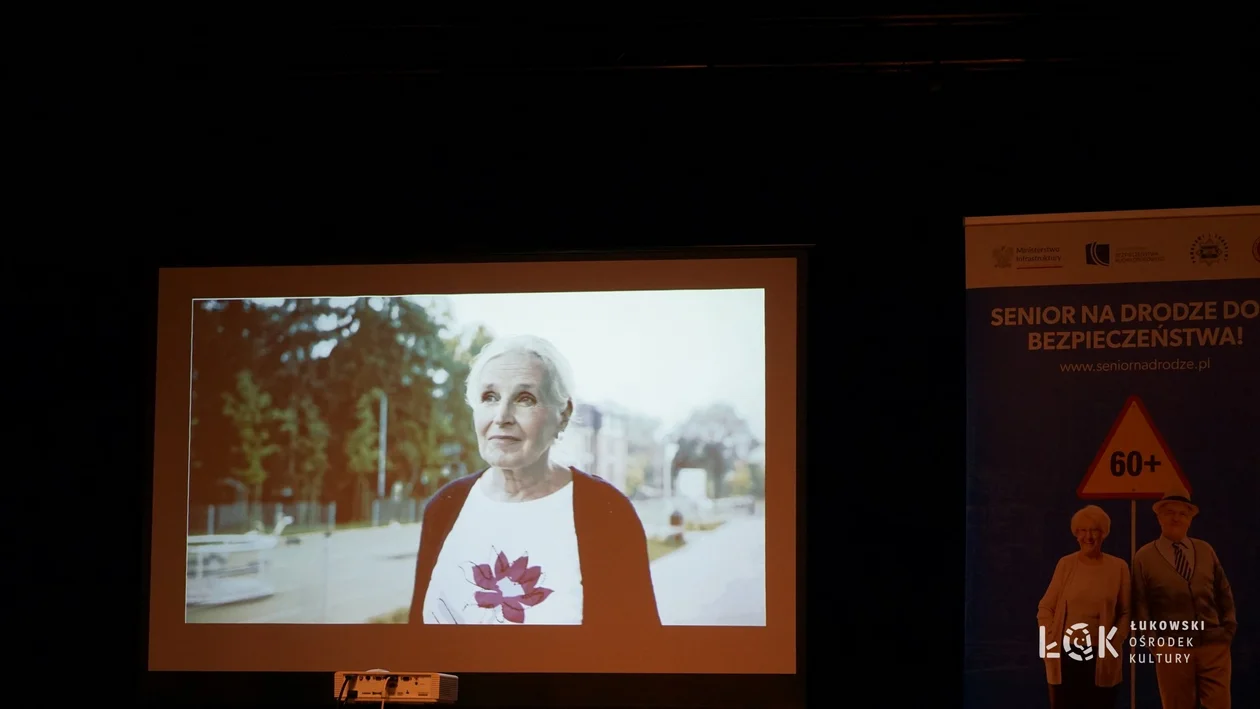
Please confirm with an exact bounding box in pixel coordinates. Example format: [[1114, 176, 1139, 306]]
[[1132, 493, 1237, 709]]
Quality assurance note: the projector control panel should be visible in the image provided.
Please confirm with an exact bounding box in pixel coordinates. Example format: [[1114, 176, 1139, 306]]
[[334, 671, 458, 704]]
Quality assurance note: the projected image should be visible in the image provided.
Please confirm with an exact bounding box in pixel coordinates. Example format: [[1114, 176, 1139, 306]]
[[184, 289, 767, 626]]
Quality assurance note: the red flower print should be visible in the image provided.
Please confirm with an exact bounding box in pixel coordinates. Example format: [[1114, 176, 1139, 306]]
[[470, 550, 553, 623]]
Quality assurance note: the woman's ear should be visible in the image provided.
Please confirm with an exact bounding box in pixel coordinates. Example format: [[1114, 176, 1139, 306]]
[[560, 399, 574, 430]]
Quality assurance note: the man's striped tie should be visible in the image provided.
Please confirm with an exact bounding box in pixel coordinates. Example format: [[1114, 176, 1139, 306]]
[[1172, 541, 1192, 581]]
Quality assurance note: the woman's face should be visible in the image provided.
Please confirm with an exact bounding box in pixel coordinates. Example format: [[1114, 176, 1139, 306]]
[[1074, 523, 1104, 554], [472, 351, 564, 472]]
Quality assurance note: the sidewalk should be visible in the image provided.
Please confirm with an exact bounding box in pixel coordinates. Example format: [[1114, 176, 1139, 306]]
[[187, 516, 769, 625], [649, 516, 766, 626]]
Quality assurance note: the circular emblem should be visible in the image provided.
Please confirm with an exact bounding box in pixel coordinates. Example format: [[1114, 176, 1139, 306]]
[[1063, 622, 1096, 661], [1252, 235, 1260, 263], [1189, 234, 1229, 266]]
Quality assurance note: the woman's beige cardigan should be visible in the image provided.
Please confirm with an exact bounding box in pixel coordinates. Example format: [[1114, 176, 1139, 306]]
[[1036, 551, 1131, 687]]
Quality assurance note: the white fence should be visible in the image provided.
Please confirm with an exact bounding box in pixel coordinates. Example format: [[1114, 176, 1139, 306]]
[[189, 497, 430, 535]]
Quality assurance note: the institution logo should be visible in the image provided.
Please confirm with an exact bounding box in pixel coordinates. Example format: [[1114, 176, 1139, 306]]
[[1039, 624, 1120, 661], [1189, 234, 1229, 266], [1252, 235, 1260, 263], [1085, 242, 1111, 266], [993, 245, 1014, 268]]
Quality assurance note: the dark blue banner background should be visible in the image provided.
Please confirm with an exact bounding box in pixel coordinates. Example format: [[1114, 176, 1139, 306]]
[[965, 278, 1260, 708]]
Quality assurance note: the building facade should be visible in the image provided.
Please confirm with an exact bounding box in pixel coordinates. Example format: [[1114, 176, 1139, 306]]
[[552, 402, 661, 495]]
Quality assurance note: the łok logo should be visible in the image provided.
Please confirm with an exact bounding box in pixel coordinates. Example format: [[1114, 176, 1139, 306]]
[[1039, 624, 1119, 661], [1252, 235, 1259, 263], [1085, 242, 1111, 266]]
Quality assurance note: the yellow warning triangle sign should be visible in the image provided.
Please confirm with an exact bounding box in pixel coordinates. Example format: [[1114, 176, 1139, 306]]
[[1078, 396, 1192, 500]]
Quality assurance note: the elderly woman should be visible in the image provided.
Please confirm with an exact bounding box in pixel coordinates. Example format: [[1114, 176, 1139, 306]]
[[408, 334, 660, 626], [1037, 505, 1131, 709]]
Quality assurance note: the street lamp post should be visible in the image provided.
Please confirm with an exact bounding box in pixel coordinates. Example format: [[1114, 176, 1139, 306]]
[[377, 390, 388, 500]]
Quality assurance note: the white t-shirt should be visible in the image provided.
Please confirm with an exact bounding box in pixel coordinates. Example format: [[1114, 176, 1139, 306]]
[[421, 475, 584, 625]]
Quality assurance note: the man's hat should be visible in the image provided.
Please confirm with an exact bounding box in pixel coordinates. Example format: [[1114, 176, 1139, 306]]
[[1153, 492, 1199, 516]]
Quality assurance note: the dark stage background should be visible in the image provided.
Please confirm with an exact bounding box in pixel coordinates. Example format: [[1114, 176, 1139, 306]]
[[11, 9, 1259, 709]]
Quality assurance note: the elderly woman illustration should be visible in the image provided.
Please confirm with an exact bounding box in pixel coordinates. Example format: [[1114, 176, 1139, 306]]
[[408, 334, 660, 626], [1036, 505, 1131, 709]]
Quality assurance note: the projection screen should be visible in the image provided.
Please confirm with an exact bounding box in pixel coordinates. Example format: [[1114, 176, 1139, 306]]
[[148, 256, 799, 674]]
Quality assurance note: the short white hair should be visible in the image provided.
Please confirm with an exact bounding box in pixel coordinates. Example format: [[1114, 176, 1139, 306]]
[[1071, 505, 1111, 538], [464, 334, 576, 413]]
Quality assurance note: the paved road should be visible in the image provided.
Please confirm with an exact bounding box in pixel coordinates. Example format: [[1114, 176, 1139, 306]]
[[651, 516, 766, 626], [186, 511, 766, 625]]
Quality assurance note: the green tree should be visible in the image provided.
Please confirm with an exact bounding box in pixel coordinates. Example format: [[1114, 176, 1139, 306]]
[[221, 369, 285, 513], [191, 300, 275, 505], [624, 453, 648, 497], [441, 324, 494, 476], [749, 462, 765, 498], [264, 297, 339, 502], [728, 460, 754, 496], [278, 395, 331, 504], [344, 387, 385, 517], [328, 297, 448, 500], [396, 391, 455, 497], [669, 403, 759, 499], [191, 295, 497, 525]]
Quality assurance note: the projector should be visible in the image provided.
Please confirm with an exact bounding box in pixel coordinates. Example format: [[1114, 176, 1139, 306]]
[[333, 670, 458, 704]]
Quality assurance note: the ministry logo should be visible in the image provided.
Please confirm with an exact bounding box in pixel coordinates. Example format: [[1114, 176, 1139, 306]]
[[993, 245, 1014, 268], [1085, 242, 1111, 266]]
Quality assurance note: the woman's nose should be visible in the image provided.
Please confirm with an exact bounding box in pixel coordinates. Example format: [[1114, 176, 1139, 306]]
[[493, 402, 514, 423]]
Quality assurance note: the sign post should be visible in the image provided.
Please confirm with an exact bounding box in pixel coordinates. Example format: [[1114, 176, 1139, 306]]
[[1078, 395, 1192, 709]]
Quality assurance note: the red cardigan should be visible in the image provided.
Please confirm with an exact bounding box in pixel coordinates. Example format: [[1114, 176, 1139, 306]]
[[408, 467, 661, 628]]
